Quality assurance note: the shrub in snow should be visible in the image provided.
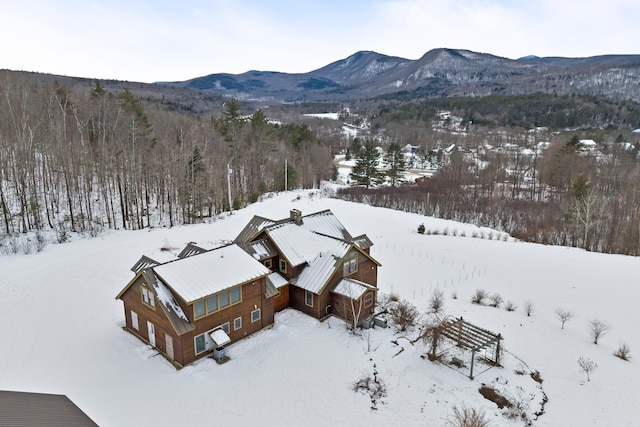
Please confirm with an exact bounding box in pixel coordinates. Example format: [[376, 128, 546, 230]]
[[614, 343, 631, 361], [489, 293, 503, 308], [390, 300, 419, 331], [555, 308, 575, 329], [577, 356, 598, 381], [589, 318, 610, 344], [471, 289, 488, 305], [420, 314, 448, 360], [523, 299, 535, 316], [429, 288, 445, 313], [504, 300, 517, 312], [448, 405, 491, 427], [417, 223, 425, 234], [353, 368, 386, 410]]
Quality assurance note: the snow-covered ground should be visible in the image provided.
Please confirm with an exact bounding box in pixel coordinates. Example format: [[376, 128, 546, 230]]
[[1, 190, 638, 426]]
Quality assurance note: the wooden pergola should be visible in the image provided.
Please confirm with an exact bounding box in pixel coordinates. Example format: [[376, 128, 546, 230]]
[[438, 317, 502, 379]]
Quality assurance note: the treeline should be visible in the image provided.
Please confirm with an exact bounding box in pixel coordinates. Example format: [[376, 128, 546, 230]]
[[373, 93, 640, 130], [338, 139, 640, 256], [0, 72, 332, 237]]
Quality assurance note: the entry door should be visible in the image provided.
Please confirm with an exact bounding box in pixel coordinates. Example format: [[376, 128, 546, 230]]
[[165, 334, 174, 361], [147, 321, 156, 347]]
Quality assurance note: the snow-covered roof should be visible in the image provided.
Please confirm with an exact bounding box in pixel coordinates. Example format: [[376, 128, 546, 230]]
[[153, 244, 270, 303], [210, 329, 231, 347], [267, 223, 349, 267], [241, 239, 278, 261], [297, 210, 353, 241], [332, 278, 374, 299], [266, 272, 288, 289], [234, 215, 276, 244], [295, 251, 343, 294]]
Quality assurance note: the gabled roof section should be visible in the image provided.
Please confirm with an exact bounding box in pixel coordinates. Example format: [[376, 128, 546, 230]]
[[332, 278, 376, 299], [266, 223, 350, 267], [142, 270, 194, 335], [266, 271, 289, 289], [153, 244, 270, 303], [351, 234, 374, 251], [298, 209, 354, 241], [177, 242, 208, 259], [130, 255, 160, 273], [296, 251, 343, 294], [234, 215, 277, 244], [240, 238, 278, 261]]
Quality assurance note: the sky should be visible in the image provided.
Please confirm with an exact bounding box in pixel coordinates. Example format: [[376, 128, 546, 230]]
[[1, 0, 639, 83]]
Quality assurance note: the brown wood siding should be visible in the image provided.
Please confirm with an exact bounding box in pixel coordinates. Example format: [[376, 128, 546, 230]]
[[180, 277, 275, 365], [289, 285, 320, 318], [273, 284, 290, 312], [119, 276, 185, 366], [331, 290, 375, 325]]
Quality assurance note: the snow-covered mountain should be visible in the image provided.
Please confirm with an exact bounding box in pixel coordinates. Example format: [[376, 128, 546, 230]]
[[164, 48, 640, 102], [1, 190, 638, 426]]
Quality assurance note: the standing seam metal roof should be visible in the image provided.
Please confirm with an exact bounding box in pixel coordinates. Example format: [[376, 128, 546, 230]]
[[152, 244, 271, 303]]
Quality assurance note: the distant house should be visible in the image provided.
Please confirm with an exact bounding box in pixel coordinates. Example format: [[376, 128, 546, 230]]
[[0, 390, 98, 426], [116, 209, 380, 368]]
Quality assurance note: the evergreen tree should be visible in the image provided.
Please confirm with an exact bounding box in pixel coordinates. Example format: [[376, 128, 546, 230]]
[[351, 139, 383, 188], [384, 143, 406, 186]]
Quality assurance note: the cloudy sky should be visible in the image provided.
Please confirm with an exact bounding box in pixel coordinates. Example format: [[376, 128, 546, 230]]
[[2, 0, 638, 83]]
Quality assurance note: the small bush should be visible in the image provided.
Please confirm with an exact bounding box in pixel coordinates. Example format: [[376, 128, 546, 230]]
[[523, 299, 535, 316], [577, 356, 598, 381], [479, 385, 511, 409], [418, 223, 426, 234], [390, 300, 419, 331], [429, 288, 445, 313], [589, 318, 610, 344], [504, 300, 517, 312], [530, 370, 543, 384], [614, 343, 631, 361], [489, 293, 503, 308], [471, 289, 488, 305], [448, 405, 491, 427]]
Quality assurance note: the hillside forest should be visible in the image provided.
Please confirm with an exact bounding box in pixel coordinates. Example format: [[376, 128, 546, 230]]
[[1, 71, 640, 256]]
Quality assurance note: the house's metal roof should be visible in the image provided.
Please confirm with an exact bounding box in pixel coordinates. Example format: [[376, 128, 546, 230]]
[[142, 271, 194, 335], [296, 251, 343, 294], [153, 244, 271, 303], [177, 242, 208, 259], [240, 239, 278, 261], [233, 215, 276, 244], [130, 255, 159, 273], [350, 234, 374, 251], [0, 390, 98, 427], [297, 210, 354, 241], [332, 278, 376, 299], [266, 223, 350, 267], [266, 272, 288, 289]]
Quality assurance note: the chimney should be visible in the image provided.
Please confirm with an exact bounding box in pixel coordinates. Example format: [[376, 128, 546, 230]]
[[290, 209, 303, 225]]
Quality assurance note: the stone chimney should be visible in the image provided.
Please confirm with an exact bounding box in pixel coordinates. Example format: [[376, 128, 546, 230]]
[[290, 208, 303, 225]]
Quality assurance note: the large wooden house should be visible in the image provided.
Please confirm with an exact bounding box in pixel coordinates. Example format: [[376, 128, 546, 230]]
[[116, 209, 380, 368]]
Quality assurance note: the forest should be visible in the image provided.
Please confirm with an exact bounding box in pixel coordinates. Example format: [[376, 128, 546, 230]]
[[2, 70, 640, 256], [0, 71, 333, 245]]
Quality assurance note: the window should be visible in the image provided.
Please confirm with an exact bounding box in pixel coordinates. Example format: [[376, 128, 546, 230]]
[[194, 334, 207, 355], [141, 286, 155, 308], [219, 291, 230, 308], [343, 257, 357, 275], [305, 290, 313, 307], [194, 300, 206, 318], [206, 295, 218, 313], [251, 308, 261, 322], [231, 286, 241, 304], [279, 259, 287, 273], [131, 310, 139, 330], [220, 322, 230, 334], [234, 317, 242, 330], [264, 259, 272, 269], [364, 292, 374, 308]]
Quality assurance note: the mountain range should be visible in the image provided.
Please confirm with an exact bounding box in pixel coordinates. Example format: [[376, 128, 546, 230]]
[[161, 48, 640, 103]]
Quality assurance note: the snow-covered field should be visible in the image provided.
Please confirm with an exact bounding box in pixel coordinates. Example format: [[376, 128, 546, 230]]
[[1, 190, 638, 426]]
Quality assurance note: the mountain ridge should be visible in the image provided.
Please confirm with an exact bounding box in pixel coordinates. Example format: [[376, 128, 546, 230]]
[[161, 48, 640, 102]]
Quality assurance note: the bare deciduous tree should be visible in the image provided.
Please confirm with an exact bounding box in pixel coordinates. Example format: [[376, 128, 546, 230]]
[[577, 356, 598, 381], [589, 318, 610, 344], [555, 308, 575, 329], [523, 299, 535, 316]]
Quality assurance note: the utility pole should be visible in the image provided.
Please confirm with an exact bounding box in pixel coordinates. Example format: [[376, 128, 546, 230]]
[[284, 159, 288, 191], [227, 163, 233, 214]]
